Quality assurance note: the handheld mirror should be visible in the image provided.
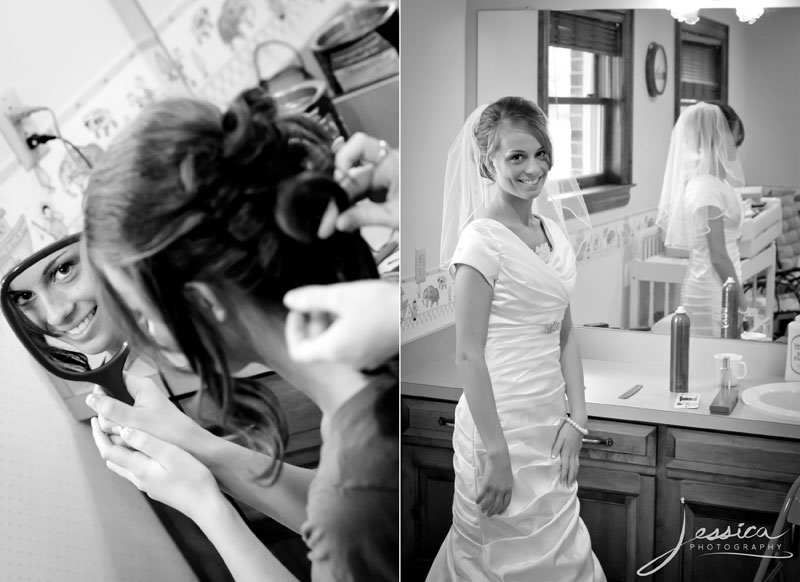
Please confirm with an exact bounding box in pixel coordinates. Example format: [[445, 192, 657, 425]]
[[0, 233, 132, 404]]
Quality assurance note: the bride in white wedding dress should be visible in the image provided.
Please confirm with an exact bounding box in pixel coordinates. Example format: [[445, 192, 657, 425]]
[[428, 96, 605, 582]]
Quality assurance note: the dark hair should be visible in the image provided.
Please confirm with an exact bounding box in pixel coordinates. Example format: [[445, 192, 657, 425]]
[[83, 87, 379, 481], [474, 96, 553, 180], [703, 100, 744, 147], [20, 314, 91, 372]]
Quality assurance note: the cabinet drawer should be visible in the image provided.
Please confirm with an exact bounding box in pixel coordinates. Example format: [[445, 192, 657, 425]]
[[580, 419, 657, 467], [667, 428, 800, 479], [402, 397, 457, 444]]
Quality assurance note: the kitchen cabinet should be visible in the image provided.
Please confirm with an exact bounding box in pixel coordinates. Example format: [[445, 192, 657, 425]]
[[401, 395, 800, 582]]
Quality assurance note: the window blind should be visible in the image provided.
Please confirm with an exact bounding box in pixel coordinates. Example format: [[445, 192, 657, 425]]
[[549, 12, 622, 56], [681, 41, 721, 100]]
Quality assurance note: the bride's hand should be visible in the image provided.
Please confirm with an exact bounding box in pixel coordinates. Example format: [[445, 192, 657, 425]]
[[551, 421, 583, 487], [476, 450, 513, 517]]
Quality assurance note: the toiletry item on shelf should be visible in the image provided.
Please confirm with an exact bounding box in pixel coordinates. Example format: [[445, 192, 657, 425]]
[[710, 354, 741, 415], [719, 355, 732, 388], [713, 353, 747, 387], [720, 277, 740, 339], [670, 306, 690, 393], [784, 314, 800, 381]]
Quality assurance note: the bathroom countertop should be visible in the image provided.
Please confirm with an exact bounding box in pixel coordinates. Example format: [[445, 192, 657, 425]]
[[402, 326, 800, 440]]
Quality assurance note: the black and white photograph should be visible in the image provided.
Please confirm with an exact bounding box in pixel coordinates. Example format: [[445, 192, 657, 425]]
[[400, 1, 799, 582]]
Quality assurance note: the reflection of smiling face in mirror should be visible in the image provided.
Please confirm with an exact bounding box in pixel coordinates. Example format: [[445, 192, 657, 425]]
[[8, 243, 116, 355], [489, 127, 550, 202]]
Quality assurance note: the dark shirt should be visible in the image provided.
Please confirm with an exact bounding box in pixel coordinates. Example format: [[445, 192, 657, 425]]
[[301, 372, 398, 581]]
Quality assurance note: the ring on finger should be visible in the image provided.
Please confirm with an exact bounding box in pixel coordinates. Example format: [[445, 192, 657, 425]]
[[372, 139, 389, 168]]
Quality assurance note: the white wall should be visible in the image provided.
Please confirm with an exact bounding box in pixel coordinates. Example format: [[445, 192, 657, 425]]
[[400, 0, 467, 272], [0, 1, 199, 580], [733, 7, 800, 186]]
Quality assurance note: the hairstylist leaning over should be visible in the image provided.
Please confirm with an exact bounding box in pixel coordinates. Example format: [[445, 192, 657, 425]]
[[84, 90, 399, 582]]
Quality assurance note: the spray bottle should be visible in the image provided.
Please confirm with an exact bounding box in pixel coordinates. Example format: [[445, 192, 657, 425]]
[[670, 306, 690, 393]]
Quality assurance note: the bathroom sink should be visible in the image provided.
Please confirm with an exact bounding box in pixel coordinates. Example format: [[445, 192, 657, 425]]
[[741, 382, 800, 422]]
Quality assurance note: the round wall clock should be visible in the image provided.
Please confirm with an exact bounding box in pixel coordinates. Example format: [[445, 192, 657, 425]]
[[645, 42, 668, 97]]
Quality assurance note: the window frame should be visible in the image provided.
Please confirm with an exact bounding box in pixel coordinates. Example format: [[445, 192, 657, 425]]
[[538, 9, 634, 214], [674, 16, 729, 120]]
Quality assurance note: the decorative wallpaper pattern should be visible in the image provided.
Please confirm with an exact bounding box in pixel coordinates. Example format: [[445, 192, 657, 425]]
[[401, 210, 658, 342], [0, 0, 348, 275]]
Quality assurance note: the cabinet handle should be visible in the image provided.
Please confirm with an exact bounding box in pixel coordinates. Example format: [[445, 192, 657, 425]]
[[437, 417, 455, 428], [582, 436, 614, 446]]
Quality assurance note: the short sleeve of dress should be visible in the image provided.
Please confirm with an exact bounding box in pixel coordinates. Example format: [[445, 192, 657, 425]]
[[686, 175, 742, 236], [449, 222, 501, 288]]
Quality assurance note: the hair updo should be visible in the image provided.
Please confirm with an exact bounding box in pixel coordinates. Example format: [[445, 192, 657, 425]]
[[474, 96, 553, 180], [83, 87, 379, 480], [702, 100, 745, 147]]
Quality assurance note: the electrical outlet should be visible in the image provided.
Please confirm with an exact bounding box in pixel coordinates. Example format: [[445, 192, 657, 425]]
[[0, 89, 44, 170], [415, 247, 426, 283]]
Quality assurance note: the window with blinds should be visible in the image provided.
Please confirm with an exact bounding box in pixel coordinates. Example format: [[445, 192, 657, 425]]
[[676, 18, 728, 116], [539, 10, 633, 212]]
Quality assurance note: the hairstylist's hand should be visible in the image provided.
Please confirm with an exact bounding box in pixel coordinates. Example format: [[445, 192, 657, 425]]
[[328, 132, 399, 233], [551, 421, 583, 487], [90, 417, 222, 519], [284, 280, 398, 370], [476, 450, 513, 517], [85, 377, 197, 450]]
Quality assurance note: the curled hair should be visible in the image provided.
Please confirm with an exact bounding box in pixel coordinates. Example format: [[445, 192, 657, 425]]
[[703, 100, 744, 147], [83, 87, 379, 481], [474, 96, 553, 180]]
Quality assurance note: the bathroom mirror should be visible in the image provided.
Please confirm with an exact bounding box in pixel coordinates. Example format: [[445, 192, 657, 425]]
[[400, 2, 800, 343], [0, 233, 133, 404]]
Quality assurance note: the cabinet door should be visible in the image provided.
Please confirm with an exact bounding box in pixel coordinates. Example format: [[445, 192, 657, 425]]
[[658, 479, 799, 582], [402, 444, 455, 581], [658, 428, 800, 582], [578, 466, 656, 582]]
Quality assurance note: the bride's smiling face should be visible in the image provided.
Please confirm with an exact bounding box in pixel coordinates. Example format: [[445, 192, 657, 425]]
[[489, 125, 551, 201], [8, 243, 117, 355]]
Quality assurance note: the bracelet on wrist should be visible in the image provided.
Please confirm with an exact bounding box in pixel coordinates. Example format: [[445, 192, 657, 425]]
[[563, 416, 589, 436]]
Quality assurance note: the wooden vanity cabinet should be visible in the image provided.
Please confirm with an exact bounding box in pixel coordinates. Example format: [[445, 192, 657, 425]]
[[401, 398, 459, 580], [402, 395, 800, 582], [401, 397, 657, 582], [656, 428, 800, 582], [577, 419, 657, 582]]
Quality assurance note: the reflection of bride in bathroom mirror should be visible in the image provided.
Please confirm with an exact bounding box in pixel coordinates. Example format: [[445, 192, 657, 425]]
[[654, 101, 750, 338], [574, 6, 799, 339]]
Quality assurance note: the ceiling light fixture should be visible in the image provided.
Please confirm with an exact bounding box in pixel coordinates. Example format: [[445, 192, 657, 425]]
[[669, 2, 765, 25], [735, 3, 765, 23]]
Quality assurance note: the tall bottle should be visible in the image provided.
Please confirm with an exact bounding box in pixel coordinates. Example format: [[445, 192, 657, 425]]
[[720, 277, 740, 339], [670, 306, 690, 393], [785, 315, 800, 381]]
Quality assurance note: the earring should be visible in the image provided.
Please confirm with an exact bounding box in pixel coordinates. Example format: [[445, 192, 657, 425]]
[[211, 305, 226, 323]]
